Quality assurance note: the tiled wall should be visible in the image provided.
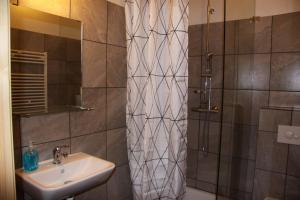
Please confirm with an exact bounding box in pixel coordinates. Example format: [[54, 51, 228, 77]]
[[187, 10, 300, 199], [187, 21, 224, 193], [13, 1, 131, 200], [219, 11, 300, 200], [254, 108, 300, 200]]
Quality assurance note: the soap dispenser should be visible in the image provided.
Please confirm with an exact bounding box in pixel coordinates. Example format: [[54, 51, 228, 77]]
[[23, 141, 39, 172]]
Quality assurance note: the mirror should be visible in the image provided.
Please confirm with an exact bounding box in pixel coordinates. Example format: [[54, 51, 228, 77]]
[[10, 5, 82, 115]]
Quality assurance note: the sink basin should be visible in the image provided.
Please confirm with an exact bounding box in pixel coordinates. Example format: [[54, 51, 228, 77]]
[[16, 152, 115, 200]]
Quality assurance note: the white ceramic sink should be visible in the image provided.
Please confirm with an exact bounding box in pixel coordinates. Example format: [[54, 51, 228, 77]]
[[16, 152, 115, 200]]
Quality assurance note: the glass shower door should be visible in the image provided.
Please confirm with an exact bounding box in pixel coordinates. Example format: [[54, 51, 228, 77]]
[[217, 0, 257, 199]]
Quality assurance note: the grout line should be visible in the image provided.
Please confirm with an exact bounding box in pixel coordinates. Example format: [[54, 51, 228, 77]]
[[268, 16, 274, 106], [68, 110, 72, 153], [107, 42, 127, 49], [20, 127, 126, 149], [283, 111, 294, 199], [105, 2, 109, 196], [189, 50, 300, 58], [83, 38, 126, 49], [21, 138, 71, 148], [187, 178, 217, 188], [82, 86, 126, 89], [284, 144, 290, 200], [83, 38, 107, 46], [255, 167, 288, 176]]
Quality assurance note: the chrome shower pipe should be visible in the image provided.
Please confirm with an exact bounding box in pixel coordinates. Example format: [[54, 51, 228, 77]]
[[200, 0, 214, 156]]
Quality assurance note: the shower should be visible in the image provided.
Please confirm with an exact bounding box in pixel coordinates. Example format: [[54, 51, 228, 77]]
[[191, 0, 218, 155]]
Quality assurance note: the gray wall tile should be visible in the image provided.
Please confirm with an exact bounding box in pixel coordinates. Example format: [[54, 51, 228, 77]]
[[45, 35, 67, 60], [232, 125, 257, 160], [292, 111, 300, 126], [187, 178, 197, 188], [197, 153, 218, 184], [222, 104, 236, 124], [188, 56, 202, 88], [66, 38, 81, 62], [270, 53, 300, 91], [107, 165, 132, 200], [224, 55, 238, 89], [235, 90, 268, 125], [225, 21, 238, 55], [71, 131, 107, 159], [287, 145, 300, 178], [196, 181, 216, 193], [256, 132, 288, 173], [202, 22, 224, 55], [269, 91, 300, 108], [188, 25, 202, 57], [237, 54, 253, 89], [286, 176, 300, 200], [71, 0, 107, 43], [107, 45, 127, 87], [238, 16, 272, 54], [13, 116, 21, 149], [76, 184, 107, 200], [254, 16, 272, 53], [47, 60, 67, 85], [272, 12, 300, 52], [107, 88, 127, 129], [17, 29, 45, 52], [252, 54, 271, 90], [107, 2, 126, 47], [237, 19, 255, 54], [231, 158, 255, 193], [237, 54, 270, 90], [14, 148, 23, 169], [82, 40, 106, 87], [220, 124, 234, 157], [231, 191, 253, 200], [20, 112, 69, 146], [187, 149, 198, 180], [258, 109, 292, 132], [71, 88, 106, 136], [11, 28, 19, 50], [107, 128, 128, 166], [202, 22, 224, 56], [253, 169, 285, 200], [187, 119, 199, 149]]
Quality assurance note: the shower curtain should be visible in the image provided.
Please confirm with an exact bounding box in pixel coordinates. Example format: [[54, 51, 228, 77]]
[[125, 0, 189, 199]]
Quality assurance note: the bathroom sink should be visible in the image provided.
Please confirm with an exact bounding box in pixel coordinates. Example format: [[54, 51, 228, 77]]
[[16, 152, 115, 200]]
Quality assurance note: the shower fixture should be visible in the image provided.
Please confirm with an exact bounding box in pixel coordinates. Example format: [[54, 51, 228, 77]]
[[191, 0, 219, 156]]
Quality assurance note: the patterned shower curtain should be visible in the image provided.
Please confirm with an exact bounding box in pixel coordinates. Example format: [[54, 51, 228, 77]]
[[125, 0, 189, 199]]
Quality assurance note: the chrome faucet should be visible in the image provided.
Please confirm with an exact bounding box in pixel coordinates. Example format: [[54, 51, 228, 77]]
[[53, 145, 69, 164]]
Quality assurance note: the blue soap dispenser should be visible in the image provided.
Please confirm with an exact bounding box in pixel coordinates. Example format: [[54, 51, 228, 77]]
[[23, 141, 39, 172]]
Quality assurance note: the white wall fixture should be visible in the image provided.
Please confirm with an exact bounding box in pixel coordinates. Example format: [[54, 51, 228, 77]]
[[16, 152, 115, 200], [278, 125, 300, 145]]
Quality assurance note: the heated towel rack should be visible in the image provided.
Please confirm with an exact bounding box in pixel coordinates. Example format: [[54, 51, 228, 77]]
[[11, 49, 48, 115]]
